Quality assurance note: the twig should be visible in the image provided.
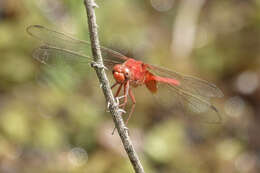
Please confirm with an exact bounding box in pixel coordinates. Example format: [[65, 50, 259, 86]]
[[83, 0, 145, 173]]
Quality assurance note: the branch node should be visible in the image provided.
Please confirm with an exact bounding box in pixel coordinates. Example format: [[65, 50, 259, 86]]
[[91, 61, 108, 70], [123, 126, 129, 133], [92, 1, 99, 8]]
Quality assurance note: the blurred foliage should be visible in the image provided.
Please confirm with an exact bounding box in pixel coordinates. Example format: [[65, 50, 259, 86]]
[[0, 0, 260, 172]]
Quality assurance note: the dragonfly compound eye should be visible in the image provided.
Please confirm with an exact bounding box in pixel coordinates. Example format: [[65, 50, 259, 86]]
[[113, 71, 125, 83]]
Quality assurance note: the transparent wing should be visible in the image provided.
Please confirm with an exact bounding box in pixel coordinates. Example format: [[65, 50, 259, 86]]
[[147, 65, 223, 123], [167, 84, 221, 123], [27, 25, 127, 67], [32, 45, 121, 70], [148, 64, 223, 98]]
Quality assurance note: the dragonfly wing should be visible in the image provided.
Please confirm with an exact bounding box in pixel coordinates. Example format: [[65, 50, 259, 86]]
[[33, 45, 119, 70], [27, 25, 127, 63], [33, 45, 89, 65], [147, 64, 224, 98], [166, 83, 221, 123], [146, 64, 223, 123]]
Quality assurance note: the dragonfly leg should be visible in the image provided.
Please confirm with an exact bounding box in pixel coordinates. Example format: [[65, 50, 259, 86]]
[[111, 83, 122, 103], [111, 83, 125, 102], [108, 83, 122, 110], [114, 84, 123, 98], [113, 84, 124, 107], [112, 87, 134, 135], [125, 88, 136, 125], [111, 81, 129, 135], [111, 83, 118, 89], [119, 81, 130, 109]]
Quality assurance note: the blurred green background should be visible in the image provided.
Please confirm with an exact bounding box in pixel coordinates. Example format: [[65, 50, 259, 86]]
[[0, 0, 260, 172]]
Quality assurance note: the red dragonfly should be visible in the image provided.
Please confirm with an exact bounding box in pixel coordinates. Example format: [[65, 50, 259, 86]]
[[27, 25, 223, 124]]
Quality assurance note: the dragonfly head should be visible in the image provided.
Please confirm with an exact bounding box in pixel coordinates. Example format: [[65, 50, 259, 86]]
[[112, 64, 131, 83]]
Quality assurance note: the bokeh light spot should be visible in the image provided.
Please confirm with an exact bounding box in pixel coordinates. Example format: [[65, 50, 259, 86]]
[[236, 71, 259, 95], [224, 96, 245, 118], [68, 147, 88, 167]]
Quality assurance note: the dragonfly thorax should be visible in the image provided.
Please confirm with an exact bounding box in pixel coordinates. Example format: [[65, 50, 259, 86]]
[[112, 64, 131, 84]]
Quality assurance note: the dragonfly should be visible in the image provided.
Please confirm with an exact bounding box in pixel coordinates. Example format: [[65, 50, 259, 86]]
[[27, 25, 224, 125]]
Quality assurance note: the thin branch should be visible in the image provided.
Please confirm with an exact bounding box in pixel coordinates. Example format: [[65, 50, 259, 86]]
[[83, 0, 145, 173]]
